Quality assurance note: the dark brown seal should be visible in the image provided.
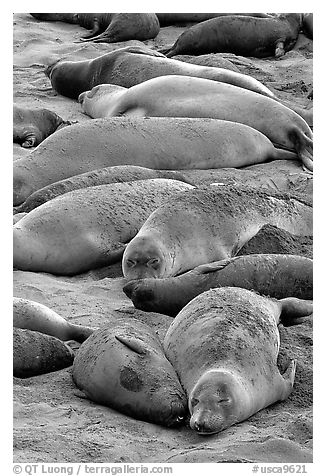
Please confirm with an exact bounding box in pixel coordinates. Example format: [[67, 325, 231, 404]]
[[31, 13, 159, 43], [162, 14, 302, 58], [45, 45, 276, 100], [123, 254, 313, 316], [13, 104, 69, 148]]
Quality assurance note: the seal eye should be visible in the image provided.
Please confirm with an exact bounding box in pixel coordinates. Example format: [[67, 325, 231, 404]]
[[126, 259, 136, 268], [147, 258, 160, 269]]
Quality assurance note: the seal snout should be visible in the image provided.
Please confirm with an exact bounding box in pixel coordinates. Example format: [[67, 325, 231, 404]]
[[78, 91, 87, 104]]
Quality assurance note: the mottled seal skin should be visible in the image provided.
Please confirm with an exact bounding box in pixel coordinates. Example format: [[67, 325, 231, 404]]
[[162, 14, 302, 58], [13, 179, 192, 275], [13, 297, 94, 343], [72, 318, 187, 427], [79, 76, 313, 172], [156, 13, 273, 26], [13, 117, 298, 207], [13, 328, 74, 378], [13, 104, 69, 148], [13, 165, 192, 214], [163, 287, 313, 435], [122, 186, 312, 280], [123, 254, 313, 316], [46, 45, 275, 100], [302, 13, 313, 39], [31, 13, 160, 43]]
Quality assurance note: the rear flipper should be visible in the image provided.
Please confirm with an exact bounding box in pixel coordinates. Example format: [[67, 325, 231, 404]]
[[79, 19, 101, 40], [279, 359, 297, 401], [289, 128, 313, 173], [279, 297, 313, 326]]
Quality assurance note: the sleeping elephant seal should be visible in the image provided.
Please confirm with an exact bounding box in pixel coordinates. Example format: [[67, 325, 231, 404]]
[[13, 328, 74, 378], [31, 13, 160, 43], [13, 164, 192, 214], [13, 297, 94, 343], [13, 117, 299, 207], [13, 179, 192, 275], [78, 76, 313, 172], [13, 104, 69, 148], [162, 14, 302, 58], [123, 254, 313, 316], [72, 318, 187, 427], [122, 185, 312, 280], [45, 45, 276, 100], [156, 13, 273, 26], [163, 287, 313, 434]]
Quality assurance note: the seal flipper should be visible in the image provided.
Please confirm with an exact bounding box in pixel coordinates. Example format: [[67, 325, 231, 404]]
[[79, 18, 102, 40], [288, 127, 313, 173], [115, 335, 148, 355], [275, 40, 285, 58], [196, 258, 235, 274], [279, 297, 313, 327], [279, 359, 297, 400]]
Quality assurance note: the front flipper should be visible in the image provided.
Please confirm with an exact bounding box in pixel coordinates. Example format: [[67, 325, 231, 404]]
[[79, 18, 101, 40], [115, 335, 148, 355], [275, 40, 285, 58], [280, 359, 297, 400], [195, 257, 236, 275]]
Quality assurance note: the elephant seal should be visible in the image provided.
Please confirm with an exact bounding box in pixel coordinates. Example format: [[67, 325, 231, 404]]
[[13, 179, 192, 275], [156, 13, 273, 26], [123, 254, 313, 316], [45, 45, 276, 100], [72, 317, 187, 426], [13, 117, 298, 207], [14, 328, 74, 378], [13, 104, 69, 148], [78, 76, 313, 172], [163, 287, 313, 434], [162, 14, 302, 58], [13, 297, 94, 343], [14, 165, 192, 214], [122, 185, 312, 280], [302, 13, 313, 39], [31, 13, 159, 43]]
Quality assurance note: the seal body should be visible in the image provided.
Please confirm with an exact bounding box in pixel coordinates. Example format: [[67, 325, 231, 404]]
[[163, 14, 302, 58], [79, 76, 313, 172], [302, 13, 313, 39], [13, 328, 74, 378], [122, 186, 312, 280], [46, 45, 276, 100], [13, 104, 68, 148], [14, 165, 191, 214], [13, 117, 297, 206], [13, 297, 94, 342], [13, 179, 192, 275], [31, 13, 159, 43], [163, 287, 312, 434], [123, 254, 313, 316], [156, 13, 273, 26], [72, 318, 187, 426]]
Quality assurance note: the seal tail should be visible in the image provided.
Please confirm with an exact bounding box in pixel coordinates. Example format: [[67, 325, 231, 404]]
[[288, 127, 313, 173], [279, 297, 313, 327]]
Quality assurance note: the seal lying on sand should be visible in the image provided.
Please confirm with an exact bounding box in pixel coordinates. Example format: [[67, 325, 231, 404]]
[[13, 165, 192, 214], [122, 185, 312, 280], [161, 14, 302, 58], [13, 297, 94, 343], [156, 13, 273, 26], [72, 318, 187, 426], [123, 254, 313, 316], [164, 287, 313, 434], [79, 76, 313, 172], [31, 13, 159, 43], [14, 328, 74, 378], [45, 45, 276, 100], [13, 104, 69, 148], [13, 179, 192, 275], [13, 117, 298, 207]]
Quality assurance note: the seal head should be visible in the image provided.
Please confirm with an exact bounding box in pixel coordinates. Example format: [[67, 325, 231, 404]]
[[189, 370, 249, 435], [122, 235, 166, 280]]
